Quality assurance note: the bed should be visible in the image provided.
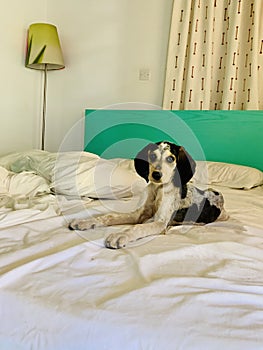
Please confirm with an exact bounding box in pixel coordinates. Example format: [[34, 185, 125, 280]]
[[1, 110, 263, 350]]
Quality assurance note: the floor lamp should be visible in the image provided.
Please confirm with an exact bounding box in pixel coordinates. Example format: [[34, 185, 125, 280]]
[[25, 23, 65, 150]]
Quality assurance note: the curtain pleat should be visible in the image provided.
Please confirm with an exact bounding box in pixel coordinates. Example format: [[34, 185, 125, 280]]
[[163, 0, 263, 110]]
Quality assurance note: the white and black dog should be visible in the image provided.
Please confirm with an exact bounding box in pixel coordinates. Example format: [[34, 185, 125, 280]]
[[69, 142, 227, 248]]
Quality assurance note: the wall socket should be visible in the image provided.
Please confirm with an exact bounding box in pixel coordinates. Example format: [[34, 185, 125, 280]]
[[139, 68, 151, 81]]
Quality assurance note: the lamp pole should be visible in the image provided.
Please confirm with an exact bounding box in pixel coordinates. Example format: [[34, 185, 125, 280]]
[[41, 63, 47, 150]]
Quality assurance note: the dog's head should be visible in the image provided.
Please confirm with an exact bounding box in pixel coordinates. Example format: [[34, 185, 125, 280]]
[[134, 141, 196, 187]]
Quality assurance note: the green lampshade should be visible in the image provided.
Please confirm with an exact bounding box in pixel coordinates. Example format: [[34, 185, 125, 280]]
[[25, 23, 65, 70]]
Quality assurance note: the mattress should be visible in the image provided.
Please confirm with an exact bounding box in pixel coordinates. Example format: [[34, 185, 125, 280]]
[[0, 150, 263, 350]]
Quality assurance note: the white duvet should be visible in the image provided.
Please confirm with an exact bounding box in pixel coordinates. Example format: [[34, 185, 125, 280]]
[[0, 150, 263, 350]]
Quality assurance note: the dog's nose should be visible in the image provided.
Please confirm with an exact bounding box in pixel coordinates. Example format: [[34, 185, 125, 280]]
[[152, 171, 162, 181]]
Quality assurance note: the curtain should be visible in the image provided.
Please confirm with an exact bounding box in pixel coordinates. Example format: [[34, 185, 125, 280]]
[[163, 0, 263, 110]]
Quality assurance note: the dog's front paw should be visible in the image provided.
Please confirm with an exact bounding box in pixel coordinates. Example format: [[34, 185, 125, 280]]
[[105, 232, 131, 249], [68, 219, 96, 231]]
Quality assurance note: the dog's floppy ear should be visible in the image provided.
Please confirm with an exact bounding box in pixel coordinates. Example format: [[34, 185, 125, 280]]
[[173, 146, 196, 187], [134, 143, 157, 182]]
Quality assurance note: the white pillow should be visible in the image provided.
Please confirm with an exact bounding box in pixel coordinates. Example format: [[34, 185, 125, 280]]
[[0, 151, 146, 199], [193, 161, 263, 189], [9, 171, 50, 197], [0, 166, 10, 194], [52, 153, 146, 199], [0, 165, 50, 211]]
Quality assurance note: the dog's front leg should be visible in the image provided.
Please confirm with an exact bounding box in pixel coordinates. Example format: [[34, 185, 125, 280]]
[[69, 185, 155, 231], [105, 191, 180, 249], [105, 221, 167, 249], [69, 210, 143, 231]]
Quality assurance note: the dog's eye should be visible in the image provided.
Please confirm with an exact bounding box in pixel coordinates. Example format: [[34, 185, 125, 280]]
[[166, 156, 174, 163], [149, 153, 157, 162]]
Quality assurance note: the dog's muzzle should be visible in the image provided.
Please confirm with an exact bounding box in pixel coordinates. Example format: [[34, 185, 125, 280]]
[[152, 171, 162, 181]]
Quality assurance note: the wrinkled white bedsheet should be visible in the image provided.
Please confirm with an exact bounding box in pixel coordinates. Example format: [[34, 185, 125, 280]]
[[1, 181, 263, 350]]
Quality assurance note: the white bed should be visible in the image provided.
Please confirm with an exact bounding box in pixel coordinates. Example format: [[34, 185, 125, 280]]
[[0, 149, 263, 350]]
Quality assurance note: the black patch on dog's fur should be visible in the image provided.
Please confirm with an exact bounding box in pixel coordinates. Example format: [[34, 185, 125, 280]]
[[172, 198, 221, 224], [134, 143, 158, 183]]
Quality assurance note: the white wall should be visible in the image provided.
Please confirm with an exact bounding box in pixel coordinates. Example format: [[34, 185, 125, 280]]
[[0, 0, 173, 154], [0, 0, 48, 155]]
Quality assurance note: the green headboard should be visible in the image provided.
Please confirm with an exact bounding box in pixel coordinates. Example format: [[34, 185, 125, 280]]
[[84, 110, 263, 171]]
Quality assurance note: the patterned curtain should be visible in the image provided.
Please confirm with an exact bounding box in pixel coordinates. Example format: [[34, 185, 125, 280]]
[[163, 0, 263, 110]]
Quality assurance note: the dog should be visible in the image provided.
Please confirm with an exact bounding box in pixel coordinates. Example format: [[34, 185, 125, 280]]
[[69, 141, 227, 249]]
